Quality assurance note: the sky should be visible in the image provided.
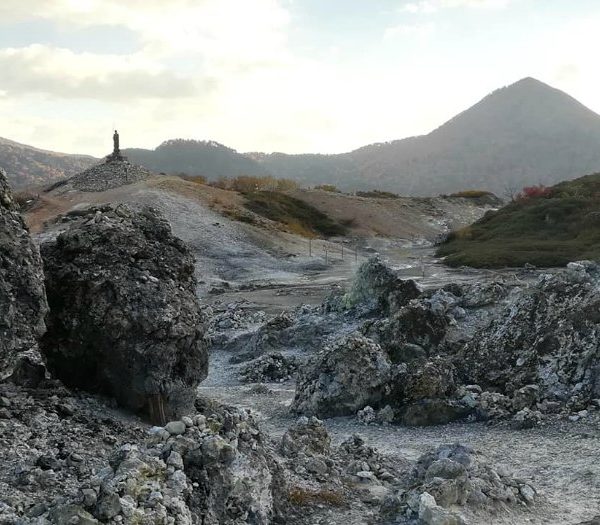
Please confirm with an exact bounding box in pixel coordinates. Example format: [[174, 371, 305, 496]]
[[1, 0, 600, 157]]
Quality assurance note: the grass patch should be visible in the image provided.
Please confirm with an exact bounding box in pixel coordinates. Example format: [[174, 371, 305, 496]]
[[446, 190, 502, 206], [449, 190, 495, 198], [314, 184, 340, 192], [437, 173, 600, 268], [356, 190, 400, 199], [243, 191, 348, 237]]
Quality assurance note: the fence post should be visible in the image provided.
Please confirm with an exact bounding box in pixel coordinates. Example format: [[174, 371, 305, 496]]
[[309, 238, 312, 257], [341, 245, 344, 260], [325, 248, 328, 265]]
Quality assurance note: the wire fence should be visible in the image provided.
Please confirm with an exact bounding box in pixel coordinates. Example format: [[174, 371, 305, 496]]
[[307, 238, 428, 278], [307, 238, 359, 264]]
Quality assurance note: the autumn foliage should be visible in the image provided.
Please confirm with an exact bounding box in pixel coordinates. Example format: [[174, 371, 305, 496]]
[[517, 185, 552, 200]]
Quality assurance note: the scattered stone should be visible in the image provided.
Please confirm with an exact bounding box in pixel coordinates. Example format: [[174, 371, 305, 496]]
[[240, 352, 298, 383], [64, 158, 153, 193], [165, 420, 186, 436]]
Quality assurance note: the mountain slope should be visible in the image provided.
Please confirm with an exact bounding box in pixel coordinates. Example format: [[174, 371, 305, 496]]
[[124, 139, 270, 179], [0, 137, 97, 190], [253, 78, 600, 195], [5, 78, 600, 195], [436, 172, 600, 267]]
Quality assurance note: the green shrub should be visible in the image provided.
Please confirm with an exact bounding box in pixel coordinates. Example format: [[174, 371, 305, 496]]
[[314, 184, 340, 193], [356, 190, 400, 199], [177, 173, 208, 185]]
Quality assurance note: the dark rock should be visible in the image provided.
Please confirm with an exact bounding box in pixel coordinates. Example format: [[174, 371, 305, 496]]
[[0, 167, 48, 379], [37, 454, 60, 471], [291, 335, 394, 417], [336, 257, 421, 315], [401, 399, 473, 426], [40, 205, 208, 424], [8, 353, 46, 388], [458, 262, 600, 406], [49, 504, 98, 524], [27, 503, 48, 518], [96, 492, 121, 520]]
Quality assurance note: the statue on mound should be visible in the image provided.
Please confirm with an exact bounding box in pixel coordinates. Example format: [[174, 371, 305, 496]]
[[106, 129, 127, 163]]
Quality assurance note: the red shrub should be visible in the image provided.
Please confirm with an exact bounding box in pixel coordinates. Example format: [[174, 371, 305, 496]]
[[517, 185, 552, 200]]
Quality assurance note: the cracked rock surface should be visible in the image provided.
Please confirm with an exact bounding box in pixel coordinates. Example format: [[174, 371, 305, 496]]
[[0, 167, 48, 382], [40, 205, 208, 423]]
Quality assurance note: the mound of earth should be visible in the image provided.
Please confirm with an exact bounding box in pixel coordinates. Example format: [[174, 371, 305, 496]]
[[437, 172, 600, 267], [60, 158, 154, 192]]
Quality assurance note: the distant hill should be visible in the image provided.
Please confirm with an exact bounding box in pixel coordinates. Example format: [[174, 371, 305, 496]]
[[251, 78, 600, 195], [5, 78, 600, 195], [436, 173, 600, 267], [0, 137, 96, 190], [123, 139, 269, 179]]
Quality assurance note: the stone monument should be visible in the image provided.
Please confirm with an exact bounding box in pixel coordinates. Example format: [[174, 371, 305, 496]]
[[106, 129, 127, 163]]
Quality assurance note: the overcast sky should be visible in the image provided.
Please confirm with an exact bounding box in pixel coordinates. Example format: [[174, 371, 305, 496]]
[[1, 0, 599, 156]]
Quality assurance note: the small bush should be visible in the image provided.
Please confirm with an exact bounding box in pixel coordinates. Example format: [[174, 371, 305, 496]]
[[516, 185, 552, 200], [13, 191, 38, 211], [208, 175, 299, 192], [449, 190, 494, 199], [356, 190, 400, 199], [177, 173, 208, 185], [314, 184, 340, 193]]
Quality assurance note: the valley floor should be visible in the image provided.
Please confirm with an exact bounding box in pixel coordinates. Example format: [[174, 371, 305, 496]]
[[200, 255, 600, 525]]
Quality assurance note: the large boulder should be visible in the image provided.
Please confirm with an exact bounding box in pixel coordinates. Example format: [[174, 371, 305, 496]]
[[291, 334, 394, 417], [0, 167, 48, 381], [40, 205, 207, 423], [334, 257, 421, 315], [459, 262, 600, 408]]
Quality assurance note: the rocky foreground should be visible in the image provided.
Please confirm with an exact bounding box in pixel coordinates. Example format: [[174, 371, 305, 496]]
[[1, 165, 600, 524]]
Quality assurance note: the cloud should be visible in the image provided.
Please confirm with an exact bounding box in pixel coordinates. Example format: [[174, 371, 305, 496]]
[[384, 22, 436, 40], [0, 0, 291, 63], [0, 45, 200, 99], [401, 0, 512, 13], [0, 1, 294, 103]]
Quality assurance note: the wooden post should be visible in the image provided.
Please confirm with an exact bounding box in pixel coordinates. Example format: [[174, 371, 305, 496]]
[[325, 248, 328, 264], [309, 238, 312, 257], [341, 245, 344, 260]]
